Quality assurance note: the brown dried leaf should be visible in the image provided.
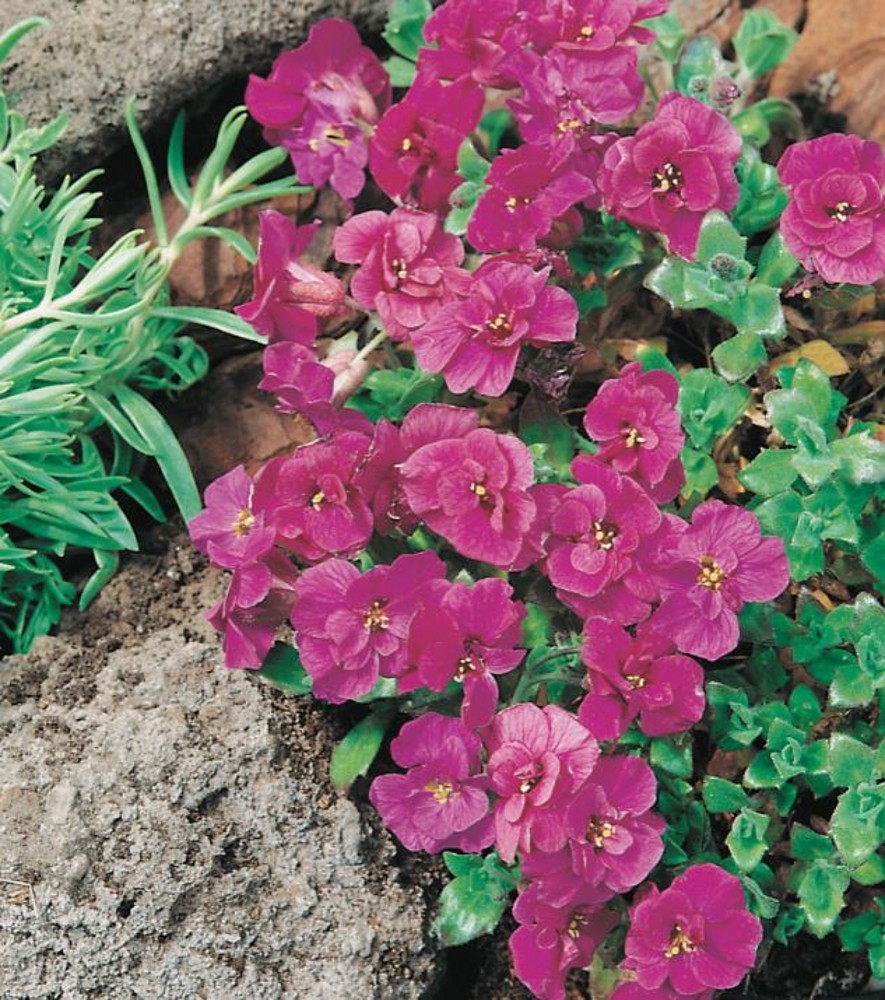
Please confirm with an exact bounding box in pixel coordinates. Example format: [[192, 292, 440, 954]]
[[769, 339, 850, 375]]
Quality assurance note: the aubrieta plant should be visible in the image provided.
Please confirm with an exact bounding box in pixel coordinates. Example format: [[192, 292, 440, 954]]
[[0, 18, 306, 652], [189, 2, 885, 996]]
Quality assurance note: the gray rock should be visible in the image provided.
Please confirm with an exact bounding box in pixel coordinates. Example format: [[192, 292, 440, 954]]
[[0, 532, 441, 999], [0, 0, 389, 180]]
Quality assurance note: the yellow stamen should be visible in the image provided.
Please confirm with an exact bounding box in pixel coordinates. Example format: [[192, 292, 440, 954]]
[[625, 673, 647, 689], [391, 257, 409, 281], [362, 599, 390, 632], [828, 200, 854, 223], [652, 162, 683, 194], [664, 926, 697, 958], [425, 780, 454, 804], [587, 818, 617, 848], [310, 490, 325, 511], [624, 426, 646, 448], [401, 137, 413, 152], [593, 520, 617, 551], [485, 313, 512, 337], [231, 508, 255, 537], [697, 554, 725, 591]]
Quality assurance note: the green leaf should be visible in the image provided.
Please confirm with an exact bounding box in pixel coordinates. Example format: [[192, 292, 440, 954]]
[[712, 331, 767, 382], [756, 231, 800, 286], [734, 9, 798, 78], [679, 369, 749, 451], [791, 825, 836, 862], [457, 138, 490, 185], [726, 808, 771, 872], [382, 55, 418, 87], [831, 431, 885, 485], [113, 385, 201, 521], [646, 10, 686, 64], [521, 603, 553, 648], [150, 305, 265, 343], [851, 853, 885, 886], [680, 446, 719, 497], [702, 776, 751, 813], [765, 359, 834, 445], [257, 643, 312, 696], [650, 734, 693, 779], [740, 449, 797, 496], [797, 860, 851, 937], [828, 733, 877, 787], [696, 211, 747, 263], [383, 0, 432, 61], [830, 785, 885, 867], [519, 392, 575, 478], [434, 852, 519, 946], [0, 17, 47, 67], [329, 706, 396, 791], [166, 111, 192, 209]]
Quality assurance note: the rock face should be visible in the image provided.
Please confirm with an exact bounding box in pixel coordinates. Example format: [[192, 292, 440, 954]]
[[0, 530, 440, 999], [0, 0, 389, 180]]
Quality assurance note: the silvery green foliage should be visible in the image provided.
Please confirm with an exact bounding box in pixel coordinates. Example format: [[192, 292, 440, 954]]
[[0, 18, 307, 652]]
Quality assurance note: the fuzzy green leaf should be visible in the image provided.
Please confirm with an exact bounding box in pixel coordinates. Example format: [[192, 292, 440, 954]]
[[329, 706, 396, 791], [726, 808, 771, 872], [702, 776, 751, 813], [734, 9, 798, 78], [797, 860, 850, 937], [257, 643, 312, 696], [434, 852, 519, 946], [712, 331, 768, 382]]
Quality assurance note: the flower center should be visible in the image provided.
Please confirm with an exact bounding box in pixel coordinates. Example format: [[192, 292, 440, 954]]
[[652, 162, 683, 194], [592, 520, 618, 550], [391, 257, 409, 281], [625, 673, 647, 689], [556, 117, 583, 133], [455, 656, 476, 681], [505, 196, 531, 211], [518, 763, 544, 794], [586, 818, 617, 849], [231, 507, 255, 537], [697, 554, 726, 591], [624, 426, 645, 448], [401, 137, 413, 152], [310, 490, 326, 511], [309, 125, 352, 151], [577, 24, 594, 40], [485, 312, 513, 338], [362, 599, 390, 632], [566, 912, 588, 938], [664, 925, 697, 958], [425, 780, 454, 804], [470, 481, 494, 507], [827, 200, 855, 223]]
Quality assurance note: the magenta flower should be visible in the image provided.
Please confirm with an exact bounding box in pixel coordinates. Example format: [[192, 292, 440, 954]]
[[400, 577, 526, 728], [485, 704, 600, 861], [356, 404, 480, 537], [291, 551, 446, 703], [654, 499, 790, 661], [257, 431, 374, 563], [400, 427, 537, 568], [244, 19, 390, 200], [369, 713, 494, 854], [188, 465, 276, 570], [535, 0, 668, 54], [537, 461, 665, 624], [234, 211, 340, 343], [582, 362, 685, 502], [578, 618, 706, 740], [333, 208, 471, 342], [419, 0, 531, 89], [523, 755, 665, 900], [599, 93, 742, 258], [509, 48, 644, 144], [777, 133, 885, 285], [257, 341, 336, 430], [369, 74, 484, 214], [207, 551, 299, 669], [622, 863, 762, 994], [411, 259, 578, 397], [468, 144, 595, 252], [510, 883, 617, 1000]]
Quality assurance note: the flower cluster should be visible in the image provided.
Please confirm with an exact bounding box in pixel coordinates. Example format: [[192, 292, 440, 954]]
[[181, 1, 885, 996]]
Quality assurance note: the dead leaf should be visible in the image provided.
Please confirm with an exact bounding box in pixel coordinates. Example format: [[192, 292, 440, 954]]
[[832, 320, 885, 345], [770, 0, 885, 145], [769, 339, 850, 375]]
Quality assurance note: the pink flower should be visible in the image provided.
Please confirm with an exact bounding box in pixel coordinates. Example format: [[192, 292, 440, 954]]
[[400, 577, 526, 728], [419, 0, 532, 89], [578, 618, 706, 740], [257, 341, 335, 429], [369, 713, 494, 854], [411, 259, 578, 397], [522, 755, 665, 899], [356, 404, 480, 536], [510, 883, 617, 1000], [468, 144, 595, 252], [654, 500, 790, 660], [509, 49, 644, 143], [582, 362, 685, 503], [234, 211, 338, 343], [245, 19, 390, 201], [400, 427, 537, 568], [537, 461, 665, 624], [333, 208, 471, 342], [777, 133, 885, 285], [485, 703, 600, 861], [291, 551, 446, 703], [368, 74, 484, 214], [622, 863, 762, 994], [599, 93, 742, 258], [257, 432, 374, 563], [188, 465, 276, 570], [207, 551, 299, 669]]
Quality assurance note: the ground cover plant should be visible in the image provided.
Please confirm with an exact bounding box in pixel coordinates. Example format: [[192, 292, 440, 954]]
[[0, 18, 305, 653], [188, 2, 885, 996]]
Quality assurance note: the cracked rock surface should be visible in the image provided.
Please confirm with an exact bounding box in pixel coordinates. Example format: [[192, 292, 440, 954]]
[[0, 528, 440, 999]]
